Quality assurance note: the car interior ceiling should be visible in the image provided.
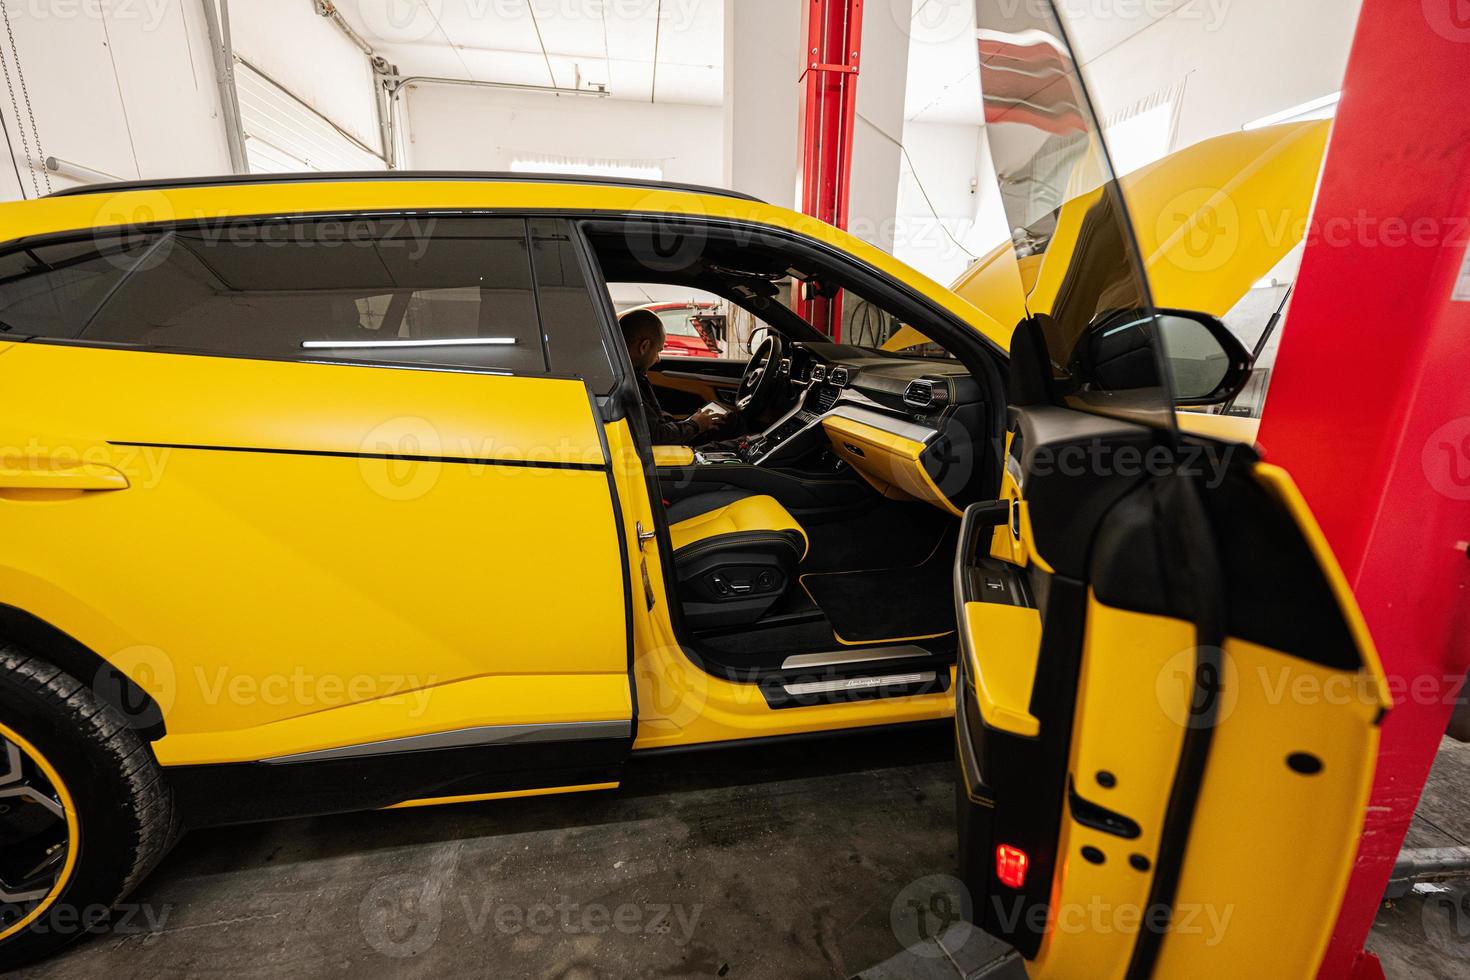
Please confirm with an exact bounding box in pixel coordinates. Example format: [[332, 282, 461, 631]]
[[583, 226, 1003, 680]]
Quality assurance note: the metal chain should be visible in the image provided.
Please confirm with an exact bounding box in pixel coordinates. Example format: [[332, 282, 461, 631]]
[[0, 0, 48, 192], [0, 13, 37, 197]]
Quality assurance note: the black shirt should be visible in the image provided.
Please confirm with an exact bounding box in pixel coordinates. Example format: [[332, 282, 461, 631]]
[[636, 370, 701, 445]]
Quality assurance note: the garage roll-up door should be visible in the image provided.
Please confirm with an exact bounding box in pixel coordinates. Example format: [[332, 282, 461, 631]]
[[234, 59, 386, 174]]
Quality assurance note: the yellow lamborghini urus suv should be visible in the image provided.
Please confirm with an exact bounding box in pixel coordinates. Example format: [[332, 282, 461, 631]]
[[0, 8, 1387, 971]]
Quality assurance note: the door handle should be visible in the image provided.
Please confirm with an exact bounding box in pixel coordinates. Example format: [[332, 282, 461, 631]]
[[0, 458, 130, 491]]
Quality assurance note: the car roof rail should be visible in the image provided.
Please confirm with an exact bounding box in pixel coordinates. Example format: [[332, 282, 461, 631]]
[[44, 170, 767, 204]]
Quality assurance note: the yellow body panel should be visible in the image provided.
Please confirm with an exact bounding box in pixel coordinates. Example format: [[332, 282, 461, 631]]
[[1030, 599, 1194, 979], [960, 602, 1041, 737], [0, 343, 631, 760], [1024, 461, 1389, 978], [1175, 412, 1261, 445], [949, 121, 1330, 348]]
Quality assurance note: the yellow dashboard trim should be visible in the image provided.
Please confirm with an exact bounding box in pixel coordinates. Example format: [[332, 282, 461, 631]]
[[821, 414, 964, 517], [651, 445, 696, 467]]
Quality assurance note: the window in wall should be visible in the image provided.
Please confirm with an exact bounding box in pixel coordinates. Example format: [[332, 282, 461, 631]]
[[234, 60, 387, 174], [508, 154, 664, 181]]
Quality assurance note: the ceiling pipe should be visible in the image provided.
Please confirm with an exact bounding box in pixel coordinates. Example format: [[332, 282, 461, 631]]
[[384, 75, 610, 99], [44, 156, 122, 184], [312, 0, 375, 59]]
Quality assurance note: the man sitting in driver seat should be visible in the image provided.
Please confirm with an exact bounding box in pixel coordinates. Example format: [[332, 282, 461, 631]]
[[621, 308, 729, 446]]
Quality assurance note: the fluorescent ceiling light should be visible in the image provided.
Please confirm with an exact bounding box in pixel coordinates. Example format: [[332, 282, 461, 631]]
[[302, 338, 517, 349], [1243, 92, 1341, 131]]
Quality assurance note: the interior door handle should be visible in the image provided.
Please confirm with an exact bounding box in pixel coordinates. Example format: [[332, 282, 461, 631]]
[[0, 458, 130, 491]]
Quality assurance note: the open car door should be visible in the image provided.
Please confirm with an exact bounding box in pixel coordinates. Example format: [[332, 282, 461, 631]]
[[953, 4, 1390, 977]]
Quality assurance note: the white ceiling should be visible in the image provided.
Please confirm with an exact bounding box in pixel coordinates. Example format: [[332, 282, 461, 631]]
[[335, 0, 726, 105], [333, 1, 1182, 122]]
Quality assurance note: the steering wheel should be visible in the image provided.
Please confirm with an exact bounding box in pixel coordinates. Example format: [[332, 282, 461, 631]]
[[737, 334, 785, 414]]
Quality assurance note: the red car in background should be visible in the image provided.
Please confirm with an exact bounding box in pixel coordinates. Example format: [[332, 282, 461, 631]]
[[628, 301, 724, 358]]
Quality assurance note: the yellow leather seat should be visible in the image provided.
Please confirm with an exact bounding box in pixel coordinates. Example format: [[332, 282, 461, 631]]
[[667, 492, 808, 558], [663, 492, 807, 630]]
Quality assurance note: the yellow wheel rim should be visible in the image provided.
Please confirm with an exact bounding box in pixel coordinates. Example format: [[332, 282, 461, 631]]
[[0, 721, 79, 944]]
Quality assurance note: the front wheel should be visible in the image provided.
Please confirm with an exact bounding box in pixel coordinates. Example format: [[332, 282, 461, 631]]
[[0, 645, 178, 968]]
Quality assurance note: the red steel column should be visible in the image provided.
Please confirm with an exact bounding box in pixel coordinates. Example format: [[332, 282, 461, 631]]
[[795, 0, 863, 339], [1252, 2, 1470, 977]]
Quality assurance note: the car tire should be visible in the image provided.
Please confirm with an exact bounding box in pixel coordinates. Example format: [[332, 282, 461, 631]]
[[0, 642, 178, 969]]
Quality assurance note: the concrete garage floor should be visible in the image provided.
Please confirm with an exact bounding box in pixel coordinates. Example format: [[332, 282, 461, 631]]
[[1366, 737, 1470, 978], [14, 730, 1469, 979]]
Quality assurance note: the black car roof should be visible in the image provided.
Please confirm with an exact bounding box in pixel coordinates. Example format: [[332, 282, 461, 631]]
[[46, 171, 765, 203]]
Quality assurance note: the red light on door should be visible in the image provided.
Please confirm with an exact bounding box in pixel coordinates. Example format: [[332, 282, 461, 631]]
[[995, 844, 1029, 888]]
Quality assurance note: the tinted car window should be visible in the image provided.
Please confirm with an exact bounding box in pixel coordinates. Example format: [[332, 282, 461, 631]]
[[530, 229, 618, 395], [0, 217, 618, 390]]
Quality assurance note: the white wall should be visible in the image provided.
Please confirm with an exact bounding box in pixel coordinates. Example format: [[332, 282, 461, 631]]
[[893, 120, 1012, 286], [723, 0, 801, 207], [1076, 0, 1363, 156], [846, 0, 911, 253], [402, 83, 723, 185], [228, 0, 382, 155], [0, 0, 230, 200]]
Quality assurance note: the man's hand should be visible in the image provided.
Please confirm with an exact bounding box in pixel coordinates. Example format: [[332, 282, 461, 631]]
[[689, 408, 729, 434]]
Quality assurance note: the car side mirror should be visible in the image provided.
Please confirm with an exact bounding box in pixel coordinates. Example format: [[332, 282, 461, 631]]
[[1083, 308, 1252, 406]]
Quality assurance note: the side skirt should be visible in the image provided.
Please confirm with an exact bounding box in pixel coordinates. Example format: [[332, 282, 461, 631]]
[[168, 735, 631, 828]]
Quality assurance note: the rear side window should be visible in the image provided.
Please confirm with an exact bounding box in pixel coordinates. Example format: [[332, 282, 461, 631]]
[[0, 216, 618, 390]]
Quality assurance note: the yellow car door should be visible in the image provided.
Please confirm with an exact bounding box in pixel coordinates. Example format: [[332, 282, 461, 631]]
[[0, 215, 636, 819], [953, 3, 1389, 976]]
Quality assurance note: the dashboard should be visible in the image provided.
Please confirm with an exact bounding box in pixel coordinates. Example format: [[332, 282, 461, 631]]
[[738, 342, 990, 516]]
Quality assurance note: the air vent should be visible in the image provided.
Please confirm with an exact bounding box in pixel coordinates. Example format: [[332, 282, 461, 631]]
[[779, 358, 792, 375], [904, 379, 949, 409], [830, 366, 849, 387], [810, 364, 827, 383]]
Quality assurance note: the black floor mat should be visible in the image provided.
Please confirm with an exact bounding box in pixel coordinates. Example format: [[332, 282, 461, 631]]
[[800, 528, 958, 645]]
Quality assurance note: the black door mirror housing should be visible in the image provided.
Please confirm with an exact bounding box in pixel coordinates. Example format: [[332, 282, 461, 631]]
[[1083, 307, 1253, 406]]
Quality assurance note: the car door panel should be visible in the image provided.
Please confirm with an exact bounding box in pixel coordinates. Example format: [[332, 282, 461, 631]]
[[647, 355, 747, 413], [0, 343, 633, 785], [956, 410, 1387, 975], [957, 3, 1390, 973]]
